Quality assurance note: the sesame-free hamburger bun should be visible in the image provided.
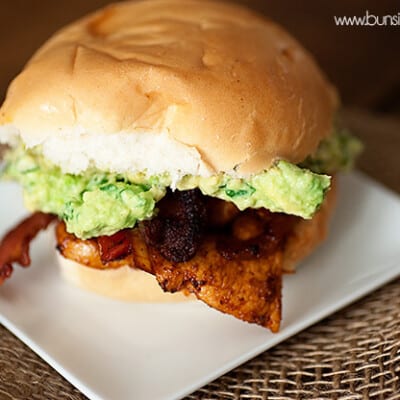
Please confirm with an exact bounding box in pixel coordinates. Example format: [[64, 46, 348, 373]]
[[0, 0, 337, 181]]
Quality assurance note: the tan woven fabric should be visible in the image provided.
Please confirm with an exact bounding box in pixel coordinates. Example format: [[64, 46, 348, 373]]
[[0, 110, 399, 399], [189, 279, 400, 399], [0, 278, 399, 399]]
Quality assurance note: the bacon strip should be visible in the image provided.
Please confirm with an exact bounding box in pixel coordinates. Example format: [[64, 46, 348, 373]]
[[98, 229, 133, 263], [143, 189, 207, 263], [0, 212, 56, 284]]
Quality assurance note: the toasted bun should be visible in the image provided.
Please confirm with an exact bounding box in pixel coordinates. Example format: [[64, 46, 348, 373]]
[[57, 181, 336, 302], [0, 0, 337, 180]]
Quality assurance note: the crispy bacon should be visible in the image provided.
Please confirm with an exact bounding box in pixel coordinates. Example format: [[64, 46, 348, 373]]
[[143, 189, 207, 263], [0, 212, 56, 284], [56, 222, 153, 273], [98, 229, 133, 263]]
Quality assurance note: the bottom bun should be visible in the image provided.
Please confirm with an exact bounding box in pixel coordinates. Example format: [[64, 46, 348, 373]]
[[57, 180, 336, 302], [57, 253, 193, 302], [283, 178, 337, 272]]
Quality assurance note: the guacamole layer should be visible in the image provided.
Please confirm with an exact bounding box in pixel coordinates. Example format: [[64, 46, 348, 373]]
[[2, 129, 361, 239]]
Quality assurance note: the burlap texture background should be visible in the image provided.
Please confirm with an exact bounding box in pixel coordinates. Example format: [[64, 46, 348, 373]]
[[0, 110, 399, 399]]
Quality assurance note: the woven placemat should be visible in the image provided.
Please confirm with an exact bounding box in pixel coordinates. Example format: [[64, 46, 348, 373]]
[[0, 110, 399, 399], [189, 278, 400, 399], [0, 278, 399, 400]]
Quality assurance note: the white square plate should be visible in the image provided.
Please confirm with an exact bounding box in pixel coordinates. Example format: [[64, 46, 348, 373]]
[[0, 172, 400, 400]]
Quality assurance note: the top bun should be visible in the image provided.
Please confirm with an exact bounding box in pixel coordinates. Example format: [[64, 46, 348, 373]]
[[0, 0, 337, 179]]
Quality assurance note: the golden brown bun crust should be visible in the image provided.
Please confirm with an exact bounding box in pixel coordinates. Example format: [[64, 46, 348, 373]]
[[0, 0, 337, 175], [57, 181, 337, 302], [284, 178, 337, 272]]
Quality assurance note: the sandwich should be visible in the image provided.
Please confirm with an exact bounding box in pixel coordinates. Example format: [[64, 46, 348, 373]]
[[0, 0, 361, 332]]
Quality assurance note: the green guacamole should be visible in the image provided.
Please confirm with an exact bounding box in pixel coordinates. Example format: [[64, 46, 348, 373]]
[[177, 161, 330, 218], [301, 127, 363, 174], [2, 129, 361, 239], [3, 148, 166, 239]]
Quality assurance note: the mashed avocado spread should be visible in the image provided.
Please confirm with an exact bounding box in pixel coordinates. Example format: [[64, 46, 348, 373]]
[[2, 130, 361, 239]]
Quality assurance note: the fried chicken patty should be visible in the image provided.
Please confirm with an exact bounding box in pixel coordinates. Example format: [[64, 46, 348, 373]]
[[56, 192, 300, 332]]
